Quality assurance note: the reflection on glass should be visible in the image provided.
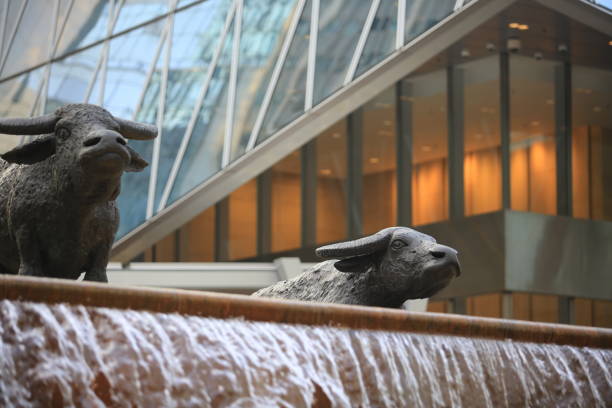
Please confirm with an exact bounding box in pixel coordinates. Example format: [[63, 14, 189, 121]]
[[572, 65, 612, 221], [355, 0, 396, 77], [45, 44, 104, 113], [258, 0, 311, 142], [313, 0, 371, 104], [104, 20, 166, 238], [362, 87, 397, 234], [404, 69, 448, 225], [55, 1, 114, 58], [1, 1, 55, 78], [0, 68, 46, 153], [270, 150, 302, 252], [510, 56, 558, 215], [113, 0, 168, 34], [316, 119, 347, 244], [229, 179, 257, 260], [169, 19, 234, 204], [156, 0, 231, 210], [179, 206, 216, 261], [461, 56, 501, 216], [230, 0, 298, 161], [404, 0, 454, 43]]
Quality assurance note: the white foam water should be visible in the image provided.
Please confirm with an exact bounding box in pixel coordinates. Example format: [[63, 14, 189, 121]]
[[1, 300, 610, 407]]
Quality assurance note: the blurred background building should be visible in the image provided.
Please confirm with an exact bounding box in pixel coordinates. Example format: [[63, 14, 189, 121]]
[[0, 0, 610, 326]]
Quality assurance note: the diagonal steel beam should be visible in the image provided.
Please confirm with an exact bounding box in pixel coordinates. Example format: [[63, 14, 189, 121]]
[[343, 0, 380, 86]]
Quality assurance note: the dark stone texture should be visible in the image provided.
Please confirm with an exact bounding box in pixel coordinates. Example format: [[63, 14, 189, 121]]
[[0, 104, 157, 282], [253, 227, 461, 308]]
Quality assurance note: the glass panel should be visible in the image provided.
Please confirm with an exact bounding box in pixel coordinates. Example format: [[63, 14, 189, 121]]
[[45, 44, 104, 113], [1, 1, 55, 78], [313, 0, 371, 105], [461, 55, 501, 216], [229, 0, 298, 161], [101, 21, 166, 238], [113, 0, 168, 34], [362, 87, 397, 235], [316, 118, 347, 244], [572, 65, 612, 221], [404, 0, 454, 43], [179, 206, 215, 261], [102, 20, 166, 118], [169, 19, 235, 203], [257, 0, 311, 143], [270, 150, 301, 252], [229, 179, 257, 260], [55, 1, 113, 57], [0, 67, 46, 153], [354, 0, 396, 77], [403, 68, 448, 226], [155, 0, 232, 210], [510, 55, 558, 215]]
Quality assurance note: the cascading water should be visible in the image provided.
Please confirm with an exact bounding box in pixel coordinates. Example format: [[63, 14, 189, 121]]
[[1, 300, 610, 407]]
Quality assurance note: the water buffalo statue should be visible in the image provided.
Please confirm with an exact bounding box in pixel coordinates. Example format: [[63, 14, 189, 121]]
[[0, 104, 157, 282], [253, 227, 460, 308]]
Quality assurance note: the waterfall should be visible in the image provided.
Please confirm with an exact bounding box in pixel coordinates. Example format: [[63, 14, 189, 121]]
[[1, 300, 610, 407]]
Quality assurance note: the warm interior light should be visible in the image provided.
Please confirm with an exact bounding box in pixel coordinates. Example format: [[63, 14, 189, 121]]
[[518, 24, 529, 30], [421, 145, 432, 152], [331, 132, 341, 139], [593, 106, 602, 113], [320, 169, 332, 175], [509, 22, 520, 28], [531, 121, 540, 126], [369, 157, 380, 164], [383, 120, 392, 126], [546, 99, 554, 105], [608, 40, 612, 46]]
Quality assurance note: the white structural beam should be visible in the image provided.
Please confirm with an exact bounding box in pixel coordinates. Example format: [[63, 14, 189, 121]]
[[344, 0, 380, 86], [112, 0, 520, 262], [304, 0, 319, 110]]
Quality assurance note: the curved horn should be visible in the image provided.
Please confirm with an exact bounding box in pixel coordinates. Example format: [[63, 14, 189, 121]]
[[0, 113, 58, 135], [315, 227, 402, 259], [115, 117, 158, 140]]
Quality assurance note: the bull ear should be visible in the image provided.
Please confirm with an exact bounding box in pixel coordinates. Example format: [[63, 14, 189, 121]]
[[1, 136, 56, 164], [125, 144, 148, 172], [334, 255, 374, 274]]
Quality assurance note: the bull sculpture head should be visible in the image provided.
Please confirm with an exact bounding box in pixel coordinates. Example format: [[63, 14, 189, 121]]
[[316, 227, 461, 300], [0, 104, 156, 201]]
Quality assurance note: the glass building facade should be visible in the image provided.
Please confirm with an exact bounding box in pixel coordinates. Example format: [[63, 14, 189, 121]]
[[1, 0, 611, 327]]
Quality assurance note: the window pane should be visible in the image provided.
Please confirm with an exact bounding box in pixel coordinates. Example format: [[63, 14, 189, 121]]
[[462, 55, 501, 216], [156, 0, 232, 210], [46, 44, 104, 113], [510, 55, 558, 215], [404, 0, 454, 43], [313, 0, 371, 105], [179, 206, 216, 261], [404, 69, 448, 225], [113, 0, 168, 34], [55, 1, 114, 57], [362, 87, 397, 234], [228, 179, 257, 260], [316, 119, 347, 244], [572, 65, 612, 221], [1, 1, 55, 78], [258, 0, 311, 143], [355, 0, 396, 77], [230, 0, 299, 161], [271, 151, 301, 252], [169, 18, 235, 204]]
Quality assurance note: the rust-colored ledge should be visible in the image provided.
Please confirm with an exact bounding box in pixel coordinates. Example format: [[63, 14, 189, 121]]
[[1, 275, 611, 349]]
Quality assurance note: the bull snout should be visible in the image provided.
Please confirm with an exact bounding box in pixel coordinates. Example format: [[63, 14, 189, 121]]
[[80, 129, 130, 170], [83, 130, 128, 149], [429, 244, 461, 277]]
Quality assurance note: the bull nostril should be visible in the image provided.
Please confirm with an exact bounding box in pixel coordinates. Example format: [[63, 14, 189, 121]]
[[116, 137, 127, 146], [430, 250, 445, 259], [83, 137, 101, 147]]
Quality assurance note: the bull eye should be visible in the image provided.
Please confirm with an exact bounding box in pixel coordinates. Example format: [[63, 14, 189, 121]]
[[391, 240, 407, 250], [57, 127, 70, 140]]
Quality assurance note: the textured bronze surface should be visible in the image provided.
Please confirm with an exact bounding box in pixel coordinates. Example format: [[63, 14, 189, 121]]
[[1, 275, 611, 349]]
